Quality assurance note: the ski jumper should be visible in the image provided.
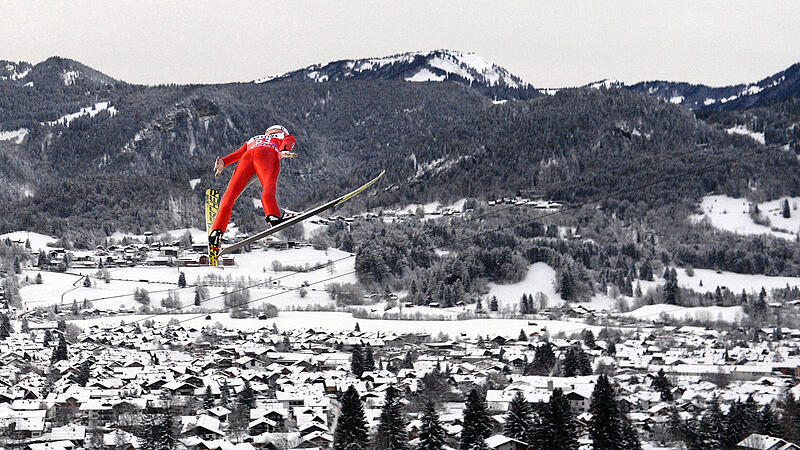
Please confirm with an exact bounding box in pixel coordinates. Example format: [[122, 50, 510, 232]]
[[211, 133, 296, 234]]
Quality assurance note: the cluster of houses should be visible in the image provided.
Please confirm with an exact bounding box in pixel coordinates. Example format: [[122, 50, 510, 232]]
[[0, 315, 798, 449]]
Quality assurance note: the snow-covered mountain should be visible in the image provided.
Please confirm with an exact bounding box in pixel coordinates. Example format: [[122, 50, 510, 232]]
[[585, 62, 800, 111], [0, 56, 117, 88], [255, 49, 538, 100]]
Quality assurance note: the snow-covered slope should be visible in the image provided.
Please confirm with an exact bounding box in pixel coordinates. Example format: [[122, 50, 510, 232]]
[[255, 49, 537, 100], [619, 62, 800, 110], [690, 194, 800, 240]]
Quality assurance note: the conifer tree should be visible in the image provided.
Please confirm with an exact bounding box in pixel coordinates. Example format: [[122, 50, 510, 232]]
[[334, 385, 370, 450], [783, 198, 791, 218], [490, 296, 498, 312], [541, 388, 579, 450], [620, 416, 642, 450], [652, 368, 673, 401], [460, 389, 491, 450], [698, 396, 725, 448], [238, 379, 255, 410], [589, 375, 624, 449], [51, 334, 68, 363], [374, 387, 408, 450], [351, 345, 365, 377], [419, 401, 445, 450], [178, 272, 186, 288], [203, 385, 215, 410], [76, 359, 91, 387], [562, 345, 592, 377], [518, 329, 528, 342], [364, 345, 375, 372], [504, 391, 531, 441], [778, 393, 800, 443], [0, 313, 10, 339], [757, 404, 779, 436], [530, 342, 556, 376]]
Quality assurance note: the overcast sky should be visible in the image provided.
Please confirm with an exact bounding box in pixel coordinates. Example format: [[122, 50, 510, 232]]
[[1, 0, 799, 88]]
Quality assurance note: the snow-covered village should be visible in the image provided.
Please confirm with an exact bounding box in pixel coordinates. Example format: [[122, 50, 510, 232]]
[[4, 2, 800, 450]]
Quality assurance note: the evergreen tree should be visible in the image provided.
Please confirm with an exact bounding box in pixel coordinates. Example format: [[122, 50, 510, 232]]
[[663, 268, 679, 305], [0, 313, 10, 339], [778, 392, 800, 444], [13, 256, 21, 274], [698, 396, 725, 448], [220, 380, 230, 407], [334, 385, 370, 450], [540, 388, 579, 450], [51, 335, 68, 363], [374, 387, 408, 450], [652, 368, 673, 401], [460, 389, 491, 450], [783, 198, 791, 218], [355, 322, 361, 332], [518, 329, 528, 342], [83, 276, 91, 287], [203, 385, 215, 410], [35, 273, 42, 284], [758, 404, 779, 436], [530, 342, 556, 376], [620, 416, 642, 450], [589, 375, 624, 450], [504, 391, 531, 441], [238, 379, 255, 410], [21, 317, 29, 333], [351, 345, 365, 377], [178, 272, 186, 288], [638, 260, 653, 281], [562, 345, 592, 377], [76, 359, 91, 387], [364, 345, 376, 373], [419, 401, 445, 450], [490, 296, 498, 312], [194, 291, 201, 306]]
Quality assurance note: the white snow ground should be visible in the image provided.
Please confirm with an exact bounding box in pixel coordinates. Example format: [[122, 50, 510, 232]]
[[638, 267, 800, 297], [726, 125, 766, 144], [690, 194, 800, 240], [486, 263, 564, 310], [0, 231, 58, 251], [0, 128, 29, 144], [45, 101, 117, 127]]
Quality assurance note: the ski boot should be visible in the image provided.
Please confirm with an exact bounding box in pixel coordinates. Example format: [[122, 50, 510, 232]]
[[266, 210, 296, 228], [208, 229, 222, 266]]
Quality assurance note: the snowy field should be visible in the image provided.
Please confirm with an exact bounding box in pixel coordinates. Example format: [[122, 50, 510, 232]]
[[69, 311, 605, 339], [486, 263, 564, 310], [690, 194, 800, 240], [625, 304, 746, 324], [639, 267, 800, 296], [18, 246, 354, 312], [0, 231, 58, 251]]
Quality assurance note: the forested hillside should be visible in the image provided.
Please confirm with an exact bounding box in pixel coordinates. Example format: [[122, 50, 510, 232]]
[[1, 56, 800, 258]]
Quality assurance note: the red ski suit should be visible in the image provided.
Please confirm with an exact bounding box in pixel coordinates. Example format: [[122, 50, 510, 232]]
[[211, 134, 296, 234]]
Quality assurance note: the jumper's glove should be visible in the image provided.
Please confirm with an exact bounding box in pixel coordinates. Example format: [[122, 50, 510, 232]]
[[214, 157, 224, 177], [279, 151, 297, 159]]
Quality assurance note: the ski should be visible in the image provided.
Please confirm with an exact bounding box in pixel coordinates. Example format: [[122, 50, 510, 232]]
[[219, 170, 385, 256], [205, 188, 221, 266]]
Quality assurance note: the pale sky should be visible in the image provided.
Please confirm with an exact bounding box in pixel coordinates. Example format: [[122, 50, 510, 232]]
[[1, 0, 799, 88]]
